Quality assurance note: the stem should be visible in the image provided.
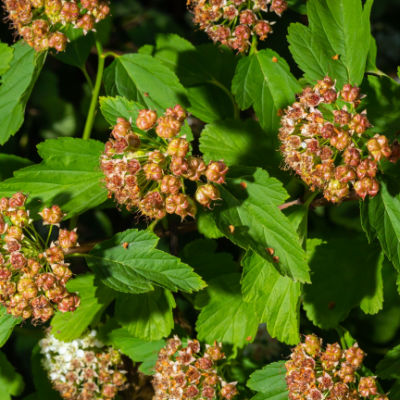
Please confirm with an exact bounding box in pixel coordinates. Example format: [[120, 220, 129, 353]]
[[82, 40, 105, 141], [80, 65, 94, 92], [249, 34, 258, 56]]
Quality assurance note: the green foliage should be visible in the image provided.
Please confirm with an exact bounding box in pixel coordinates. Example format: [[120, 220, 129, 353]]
[[288, 0, 373, 86], [0, 138, 107, 218], [0, 42, 13, 75], [199, 119, 279, 171], [87, 229, 206, 294], [215, 167, 310, 283], [196, 274, 259, 347], [303, 235, 384, 328], [114, 289, 175, 340], [241, 251, 301, 344], [103, 53, 188, 113], [376, 344, 400, 380], [0, 154, 32, 181], [105, 327, 164, 374], [0, 307, 20, 348], [0, 351, 24, 400], [0, 41, 45, 145], [361, 181, 400, 273], [232, 49, 301, 133], [247, 361, 288, 400], [50, 274, 115, 341]]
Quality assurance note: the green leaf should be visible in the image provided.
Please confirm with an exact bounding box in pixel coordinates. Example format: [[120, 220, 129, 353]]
[[0, 43, 13, 75], [100, 96, 142, 126], [50, 274, 115, 341], [196, 273, 259, 347], [0, 154, 32, 181], [362, 181, 400, 272], [114, 288, 175, 340], [182, 239, 238, 281], [360, 253, 384, 315], [0, 138, 108, 219], [199, 119, 279, 170], [241, 250, 300, 345], [0, 306, 20, 347], [55, 28, 94, 68], [303, 235, 383, 328], [87, 229, 205, 294], [376, 344, 400, 380], [361, 75, 400, 139], [287, 0, 373, 86], [247, 361, 288, 400], [103, 53, 188, 113], [105, 327, 164, 374], [196, 209, 224, 239], [0, 41, 45, 145], [0, 351, 24, 400], [215, 167, 310, 283], [231, 49, 301, 132]]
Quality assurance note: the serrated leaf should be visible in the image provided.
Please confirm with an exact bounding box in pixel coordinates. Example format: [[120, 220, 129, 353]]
[[241, 250, 300, 345], [287, 0, 373, 86], [363, 181, 400, 272], [0, 41, 45, 145], [182, 239, 238, 281], [199, 119, 279, 170], [196, 273, 259, 347], [51, 274, 115, 341], [0, 42, 13, 75], [0, 154, 32, 181], [303, 235, 383, 328], [114, 288, 175, 340], [105, 328, 164, 375], [0, 138, 108, 218], [231, 49, 301, 133], [0, 351, 24, 400], [361, 75, 400, 139], [196, 209, 224, 239], [376, 344, 400, 380], [215, 167, 310, 283], [87, 229, 205, 294], [247, 361, 288, 400], [103, 53, 188, 113], [0, 306, 20, 347], [99, 96, 142, 126]]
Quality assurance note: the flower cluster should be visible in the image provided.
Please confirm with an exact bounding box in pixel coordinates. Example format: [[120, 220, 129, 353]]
[[153, 336, 238, 400], [0, 193, 80, 323], [279, 76, 400, 203], [2, 0, 110, 52], [187, 0, 288, 53], [100, 105, 228, 220], [285, 335, 388, 400], [40, 330, 128, 400]]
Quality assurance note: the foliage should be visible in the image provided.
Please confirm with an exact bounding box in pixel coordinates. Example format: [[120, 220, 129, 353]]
[[0, 0, 400, 398]]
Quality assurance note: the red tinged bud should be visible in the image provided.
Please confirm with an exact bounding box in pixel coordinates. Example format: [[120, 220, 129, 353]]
[[136, 109, 157, 130]]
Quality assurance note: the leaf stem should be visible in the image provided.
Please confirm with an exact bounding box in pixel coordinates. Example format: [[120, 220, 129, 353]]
[[82, 39, 105, 141], [80, 65, 94, 92]]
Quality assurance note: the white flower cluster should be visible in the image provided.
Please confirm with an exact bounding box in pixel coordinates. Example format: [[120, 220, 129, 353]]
[[39, 330, 128, 400]]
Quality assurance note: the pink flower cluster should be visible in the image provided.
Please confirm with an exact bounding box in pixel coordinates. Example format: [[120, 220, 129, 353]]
[[188, 0, 288, 52], [279, 76, 400, 203], [3, 0, 110, 51], [0, 193, 80, 323], [100, 105, 228, 220], [153, 336, 238, 400]]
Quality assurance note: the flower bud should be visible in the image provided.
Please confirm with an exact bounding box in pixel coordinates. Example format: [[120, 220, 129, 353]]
[[156, 116, 182, 139], [160, 175, 181, 195], [143, 162, 163, 181], [195, 184, 220, 208], [136, 109, 157, 130], [205, 161, 228, 184], [39, 205, 64, 226], [165, 105, 187, 122], [167, 138, 189, 157]]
